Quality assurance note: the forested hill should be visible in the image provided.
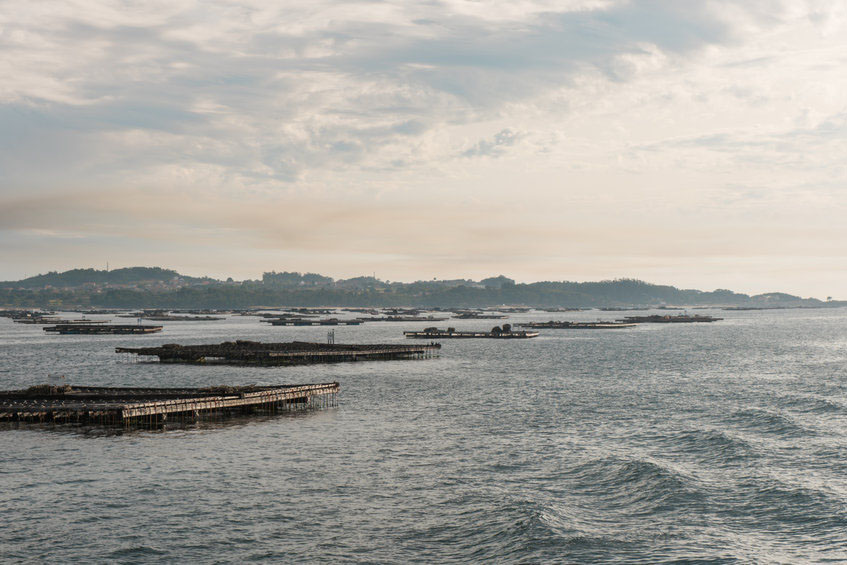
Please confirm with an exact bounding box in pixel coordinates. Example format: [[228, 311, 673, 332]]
[[0, 267, 213, 289], [0, 267, 839, 308]]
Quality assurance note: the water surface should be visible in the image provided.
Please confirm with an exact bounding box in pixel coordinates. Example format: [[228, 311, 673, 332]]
[[2, 308, 846, 562]]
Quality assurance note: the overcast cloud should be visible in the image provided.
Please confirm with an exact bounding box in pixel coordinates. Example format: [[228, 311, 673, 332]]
[[0, 0, 845, 296]]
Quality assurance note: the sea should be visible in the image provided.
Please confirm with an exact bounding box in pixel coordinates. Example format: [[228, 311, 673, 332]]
[[1, 308, 846, 563]]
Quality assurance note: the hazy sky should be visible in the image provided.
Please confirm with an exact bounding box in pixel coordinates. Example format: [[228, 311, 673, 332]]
[[1, 0, 845, 297]]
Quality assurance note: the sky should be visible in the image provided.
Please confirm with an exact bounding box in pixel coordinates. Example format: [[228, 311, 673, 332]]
[[1, 0, 845, 297]]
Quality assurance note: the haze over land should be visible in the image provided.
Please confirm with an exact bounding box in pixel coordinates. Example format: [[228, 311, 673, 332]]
[[1, 1, 845, 296]]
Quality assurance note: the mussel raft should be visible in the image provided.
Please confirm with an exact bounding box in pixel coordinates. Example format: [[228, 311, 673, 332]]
[[0, 383, 339, 426], [404, 324, 538, 339], [518, 321, 637, 329], [116, 340, 441, 365]]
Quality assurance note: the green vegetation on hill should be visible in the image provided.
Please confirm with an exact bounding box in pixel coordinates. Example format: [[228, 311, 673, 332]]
[[262, 271, 333, 287], [0, 267, 213, 289], [0, 267, 838, 309]]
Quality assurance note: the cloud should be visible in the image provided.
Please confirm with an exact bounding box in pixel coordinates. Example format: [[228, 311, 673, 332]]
[[628, 109, 847, 181], [1, 1, 846, 295], [0, 0, 762, 189], [462, 129, 521, 158]]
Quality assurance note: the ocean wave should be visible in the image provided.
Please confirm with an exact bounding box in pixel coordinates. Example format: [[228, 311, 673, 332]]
[[720, 478, 847, 541], [778, 394, 846, 414], [564, 456, 706, 517], [395, 494, 631, 562], [725, 407, 811, 437], [655, 429, 755, 464]]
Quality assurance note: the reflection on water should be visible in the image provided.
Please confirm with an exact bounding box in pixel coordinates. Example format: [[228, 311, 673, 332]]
[[0, 407, 331, 437]]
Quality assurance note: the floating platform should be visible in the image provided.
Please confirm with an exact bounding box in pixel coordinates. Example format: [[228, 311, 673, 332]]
[[381, 308, 423, 316], [452, 313, 508, 320], [138, 315, 226, 321], [2, 310, 57, 323], [262, 318, 362, 326], [340, 308, 379, 315], [44, 324, 163, 335], [13, 316, 64, 324], [118, 311, 225, 321], [617, 314, 722, 323], [116, 340, 440, 365], [519, 321, 638, 329], [286, 308, 334, 315], [404, 325, 538, 339], [0, 383, 338, 426], [359, 316, 449, 322]]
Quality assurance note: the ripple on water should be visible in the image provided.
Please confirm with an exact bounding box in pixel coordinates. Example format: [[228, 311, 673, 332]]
[[104, 546, 170, 561], [3, 309, 847, 562], [716, 477, 847, 547]]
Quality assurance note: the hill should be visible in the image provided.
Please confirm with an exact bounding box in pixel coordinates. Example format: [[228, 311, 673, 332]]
[[0, 267, 841, 309], [0, 267, 215, 289]]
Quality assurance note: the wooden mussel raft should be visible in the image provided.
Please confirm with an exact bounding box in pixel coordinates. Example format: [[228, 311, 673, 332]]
[[116, 340, 441, 366], [17, 318, 109, 325], [0, 383, 339, 427], [452, 312, 508, 320], [2, 310, 57, 323], [356, 316, 449, 323], [117, 309, 225, 321], [44, 324, 163, 335], [286, 308, 335, 315], [134, 315, 225, 321], [404, 324, 539, 339], [617, 314, 722, 323], [262, 318, 362, 326], [519, 320, 638, 329]]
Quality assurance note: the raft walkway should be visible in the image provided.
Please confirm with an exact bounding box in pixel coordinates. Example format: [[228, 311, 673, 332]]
[[0, 383, 339, 426]]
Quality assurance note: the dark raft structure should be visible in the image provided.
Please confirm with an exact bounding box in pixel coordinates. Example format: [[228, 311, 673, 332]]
[[404, 324, 539, 339], [0, 383, 339, 427], [518, 321, 637, 329], [116, 340, 441, 365], [617, 314, 722, 323], [44, 323, 163, 334]]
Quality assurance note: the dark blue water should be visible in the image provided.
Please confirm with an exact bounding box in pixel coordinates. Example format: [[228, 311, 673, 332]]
[[2, 308, 846, 563]]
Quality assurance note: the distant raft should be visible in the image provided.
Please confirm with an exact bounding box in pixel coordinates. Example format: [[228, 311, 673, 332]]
[[18, 318, 108, 325], [131, 315, 225, 321], [617, 314, 722, 323], [452, 313, 508, 319], [261, 318, 363, 326], [404, 324, 539, 339], [44, 324, 163, 335], [357, 316, 450, 322], [519, 321, 637, 329]]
